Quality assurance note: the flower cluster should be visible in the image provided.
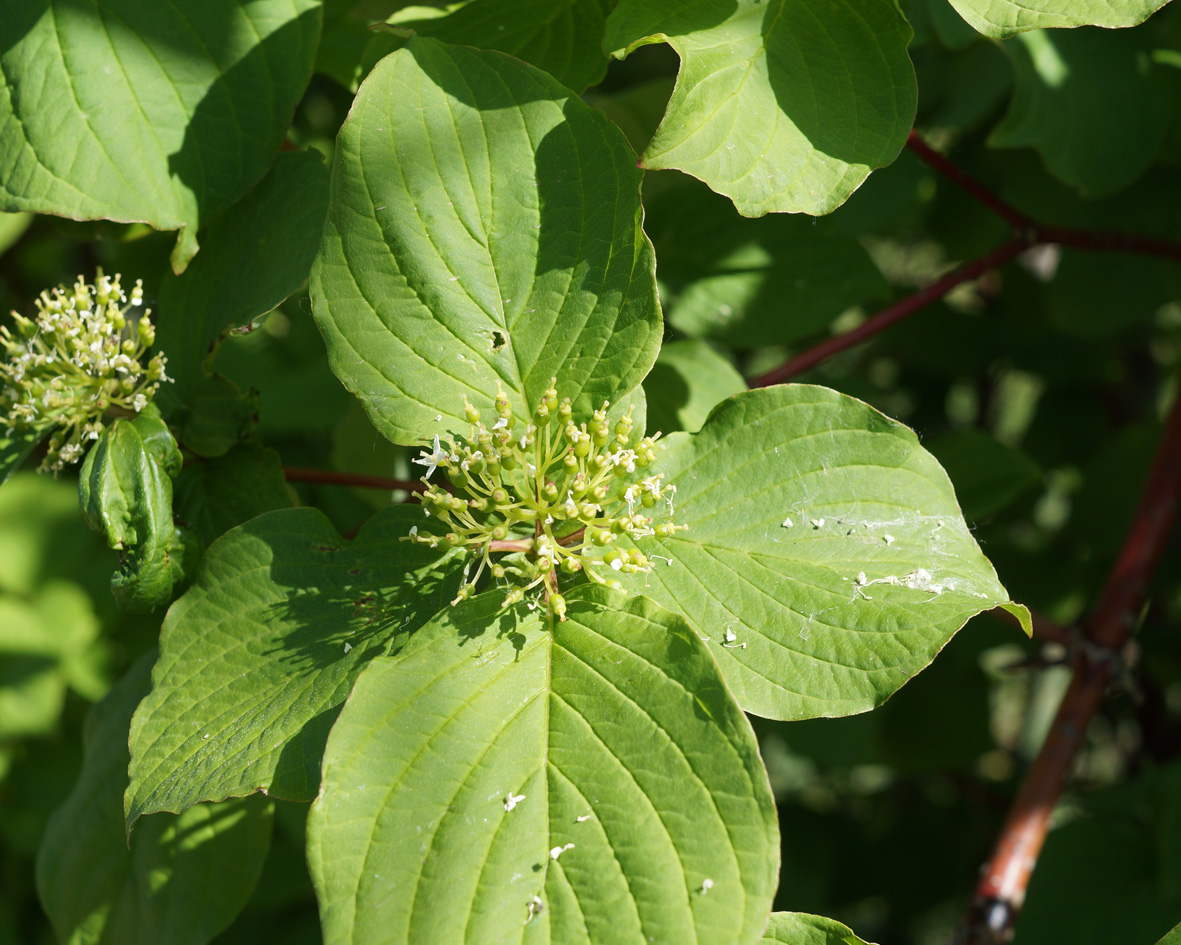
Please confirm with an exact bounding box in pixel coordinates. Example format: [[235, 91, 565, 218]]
[[0, 273, 168, 473], [407, 379, 685, 620]]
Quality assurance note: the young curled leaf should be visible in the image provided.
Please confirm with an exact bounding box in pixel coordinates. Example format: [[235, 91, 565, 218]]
[[78, 408, 182, 613]]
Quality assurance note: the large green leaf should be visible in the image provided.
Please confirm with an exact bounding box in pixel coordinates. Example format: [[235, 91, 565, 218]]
[[614, 385, 1030, 720], [762, 912, 873, 944], [310, 36, 662, 446], [988, 27, 1170, 197], [604, 0, 917, 216], [37, 652, 274, 945], [1158, 921, 1181, 945], [0, 0, 321, 272], [946, 0, 1170, 38], [156, 150, 330, 407], [125, 506, 462, 825], [386, 0, 613, 92], [307, 586, 778, 945], [78, 409, 180, 613]]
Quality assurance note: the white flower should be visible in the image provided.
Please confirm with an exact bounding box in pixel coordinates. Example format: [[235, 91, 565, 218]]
[[412, 435, 448, 479]]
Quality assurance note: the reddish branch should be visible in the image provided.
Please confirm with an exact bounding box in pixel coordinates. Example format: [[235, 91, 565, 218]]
[[749, 240, 1024, 387], [959, 385, 1181, 944], [749, 132, 1181, 387], [282, 467, 427, 493]]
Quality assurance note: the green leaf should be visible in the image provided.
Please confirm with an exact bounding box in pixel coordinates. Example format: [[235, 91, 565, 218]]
[[604, 0, 918, 215], [37, 652, 274, 945], [310, 35, 662, 446], [125, 506, 463, 825], [614, 385, 1030, 720], [0, 583, 99, 738], [0, 426, 46, 486], [156, 151, 330, 408], [78, 413, 179, 613], [1046, 251, 1170, 338], [173, 375, 260, 459], [946, 0, 1169, 38], [386, 0, 613, 91], [1158, 922, 1181, 945], [925, 430, 1041, 521], [643, 340, 746, 435], [989, 28, 1170, 197], [648, 181, 888, 346], [0, 0, 322, 272], [173, 443, 293, 546], [307, 586, 778, 945], [762, 911, 874, 944], [0, 211, 32, 257], [1015, 812, 1180, 945]]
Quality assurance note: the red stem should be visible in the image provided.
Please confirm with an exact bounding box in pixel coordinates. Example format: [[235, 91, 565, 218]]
[[748, 240, 1025, 387], [960, 389, 1181, 943], [749, 132, 1181, 387], [906, 132, 1032, 231], [282, 467, 427, 493]]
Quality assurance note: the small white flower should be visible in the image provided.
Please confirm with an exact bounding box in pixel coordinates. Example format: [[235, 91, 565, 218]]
[[412, 435, 448, 479]]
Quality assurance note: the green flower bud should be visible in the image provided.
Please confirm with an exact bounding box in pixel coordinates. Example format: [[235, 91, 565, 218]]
[[549, 593, 567, 621], [503, 587, 524, 607]]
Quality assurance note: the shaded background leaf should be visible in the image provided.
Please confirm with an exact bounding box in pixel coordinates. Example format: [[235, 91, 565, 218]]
[[36, 652, 274, 945]]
